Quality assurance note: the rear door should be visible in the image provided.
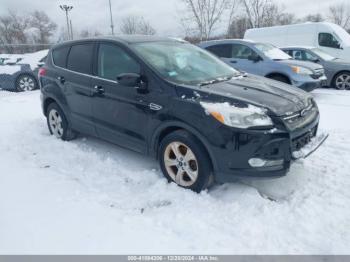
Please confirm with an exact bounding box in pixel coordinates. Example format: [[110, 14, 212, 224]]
[[90, 42, 151, 153], [61, 42, 96, 136]]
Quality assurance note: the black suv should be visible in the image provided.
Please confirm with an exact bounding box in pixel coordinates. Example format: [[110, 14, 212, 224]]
[[39, 36, 326, 192]]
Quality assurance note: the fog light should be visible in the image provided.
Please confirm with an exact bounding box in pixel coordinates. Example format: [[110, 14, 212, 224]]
[[248, 158, 266, 167], [248, 158, 284, 168]]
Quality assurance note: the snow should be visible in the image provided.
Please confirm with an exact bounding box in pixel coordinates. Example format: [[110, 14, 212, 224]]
[[0, 89, 350, 254], [0, 65, 22, 75], [18, 49, 48, 70]]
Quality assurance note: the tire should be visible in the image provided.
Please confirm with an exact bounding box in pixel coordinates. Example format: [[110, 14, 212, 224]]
[[332, 72, 350, 90], [159, 130, 214, 192], [46, 102, 77, 141], [269, 75, 290, 84], [16, 74, 37, 92]]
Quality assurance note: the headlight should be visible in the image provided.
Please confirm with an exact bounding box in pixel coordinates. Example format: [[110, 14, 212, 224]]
[[200, 101, 273, 129], [291, 66, 313, 75]]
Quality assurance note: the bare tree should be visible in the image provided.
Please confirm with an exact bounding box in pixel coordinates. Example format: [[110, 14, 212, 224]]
[[227, 16, 251, 38], [181, 0, 231, 40], [328, 2, 350, 30], [120, 15, 156, 35], [0, 11, 30, 53], [29, 10, 57, 44], [240, 0, 286, 28]]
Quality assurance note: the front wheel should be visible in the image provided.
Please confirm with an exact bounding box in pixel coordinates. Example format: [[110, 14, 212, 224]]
[[16, 74, 37, 92], [159, 130, 213, 192], [46, 102, 77, 141]]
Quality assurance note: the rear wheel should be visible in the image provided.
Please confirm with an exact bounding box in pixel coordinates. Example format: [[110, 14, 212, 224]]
[[46, 102, 77, 141], [16, 74, 37, 92], [333, 72, 350, 90], [159, 130, 213, 192]]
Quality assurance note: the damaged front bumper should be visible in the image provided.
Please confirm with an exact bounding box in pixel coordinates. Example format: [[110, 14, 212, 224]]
[[292, 132, 329, 159]]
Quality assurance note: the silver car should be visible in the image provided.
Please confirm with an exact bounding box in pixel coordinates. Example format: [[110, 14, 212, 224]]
[[198, 40, 327, 92], [282, 46, 350, 90]]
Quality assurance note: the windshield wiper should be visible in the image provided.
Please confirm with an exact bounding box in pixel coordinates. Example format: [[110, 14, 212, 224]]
[[198, 75, 237, 87]]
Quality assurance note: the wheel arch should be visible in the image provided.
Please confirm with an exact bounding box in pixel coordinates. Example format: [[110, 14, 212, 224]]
[[15, 72, 38, 88], [150, 121, 218, 171], [265, 72, 291, 84], [332, 70, 350, 86]]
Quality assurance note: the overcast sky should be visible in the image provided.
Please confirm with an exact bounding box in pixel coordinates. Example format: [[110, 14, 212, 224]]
[[0, 0, 345, 37]]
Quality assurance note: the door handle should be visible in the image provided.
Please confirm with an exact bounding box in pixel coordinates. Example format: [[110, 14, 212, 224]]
[[93, 85, 105, 95], [230, 60, 237, 64], [57, 76, 65, 84]]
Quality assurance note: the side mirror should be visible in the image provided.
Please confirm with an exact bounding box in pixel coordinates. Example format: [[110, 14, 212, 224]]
[[116, 73, 147, 91], [312, 58, 320, 63], [248, 54, 262, 63]]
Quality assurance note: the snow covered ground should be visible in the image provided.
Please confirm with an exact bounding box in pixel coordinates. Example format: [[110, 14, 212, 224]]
[[0, 89, 349, 254]]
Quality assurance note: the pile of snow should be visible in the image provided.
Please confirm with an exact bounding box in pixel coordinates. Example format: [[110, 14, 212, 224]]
[[0, 89, 349, 254]]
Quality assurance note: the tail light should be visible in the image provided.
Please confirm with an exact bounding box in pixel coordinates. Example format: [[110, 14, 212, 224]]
[[38, 68, 47, 77]]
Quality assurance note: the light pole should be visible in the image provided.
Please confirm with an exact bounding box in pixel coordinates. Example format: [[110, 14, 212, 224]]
[[108, 0, 114, 35], [60, 5, 73, 40]]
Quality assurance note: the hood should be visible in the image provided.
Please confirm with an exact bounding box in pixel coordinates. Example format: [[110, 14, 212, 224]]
[[180, 74, 312, 116], [277, 59, 323, 71]]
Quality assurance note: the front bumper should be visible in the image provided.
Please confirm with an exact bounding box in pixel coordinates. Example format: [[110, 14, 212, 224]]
[[293, 75, 327, 92], [212, 113, 324, 183]]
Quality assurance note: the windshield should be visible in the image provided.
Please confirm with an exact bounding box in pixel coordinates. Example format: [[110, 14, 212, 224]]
[[254, 43, 291, 60], [332, 24, 350, 46], [311, 48, 336, 61], [132, 41, 239, 86]]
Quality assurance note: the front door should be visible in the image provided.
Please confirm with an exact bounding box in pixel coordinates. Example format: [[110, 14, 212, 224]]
[[91, 42, 151, 153]]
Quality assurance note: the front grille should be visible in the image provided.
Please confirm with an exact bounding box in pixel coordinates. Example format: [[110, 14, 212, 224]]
[[282, 103, 319, 131], [311, 68, 325, 79], [291, 126, 317, 151]]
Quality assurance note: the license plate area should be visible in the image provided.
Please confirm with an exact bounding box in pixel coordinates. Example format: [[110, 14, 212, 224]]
[[292, 131, 329, 159]]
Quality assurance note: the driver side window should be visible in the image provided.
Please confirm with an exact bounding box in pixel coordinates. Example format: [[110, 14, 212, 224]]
[[231, 44, 257, 60], [98, 43, 140, 81], [319, 33, 341, 49]]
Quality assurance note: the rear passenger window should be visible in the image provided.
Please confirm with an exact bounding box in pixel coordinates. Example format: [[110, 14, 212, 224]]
[[52, 46, 70, 68], [67, 43, 94, 74], [206, 44, 232, 58], [97, 43, 140, 81]]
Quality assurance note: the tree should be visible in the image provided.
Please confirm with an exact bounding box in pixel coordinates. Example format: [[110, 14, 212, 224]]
[[120, 15, 156, 35], [328, 2, 350, 30], [301, 13, 324, 22], [29, 10, 57, 44], [180, 0, 231, 40], [240, 0, 288, 28], [0, 11, 29, 53]]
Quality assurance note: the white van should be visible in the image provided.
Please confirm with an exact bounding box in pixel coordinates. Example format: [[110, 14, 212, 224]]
[[244, 22, 350, 61]]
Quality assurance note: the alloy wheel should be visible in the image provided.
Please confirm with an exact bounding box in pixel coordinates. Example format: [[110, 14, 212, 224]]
[[335, 74, 350, 90], [48, 109, 64, 138], [164, 141, 199, 187], [18, 76, 36, 91]]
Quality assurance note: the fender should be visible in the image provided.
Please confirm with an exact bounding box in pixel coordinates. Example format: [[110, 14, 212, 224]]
[[150, 120, 219, 172]]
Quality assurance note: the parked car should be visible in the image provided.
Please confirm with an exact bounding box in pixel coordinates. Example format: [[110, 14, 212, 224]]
[[282, 46, 350, 90], [0, 54, 25, 65], [0, 49, 48, 91], [198, 39, 327, 92], [39, 36, 327, 192], [244, 22, 350, 61]]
